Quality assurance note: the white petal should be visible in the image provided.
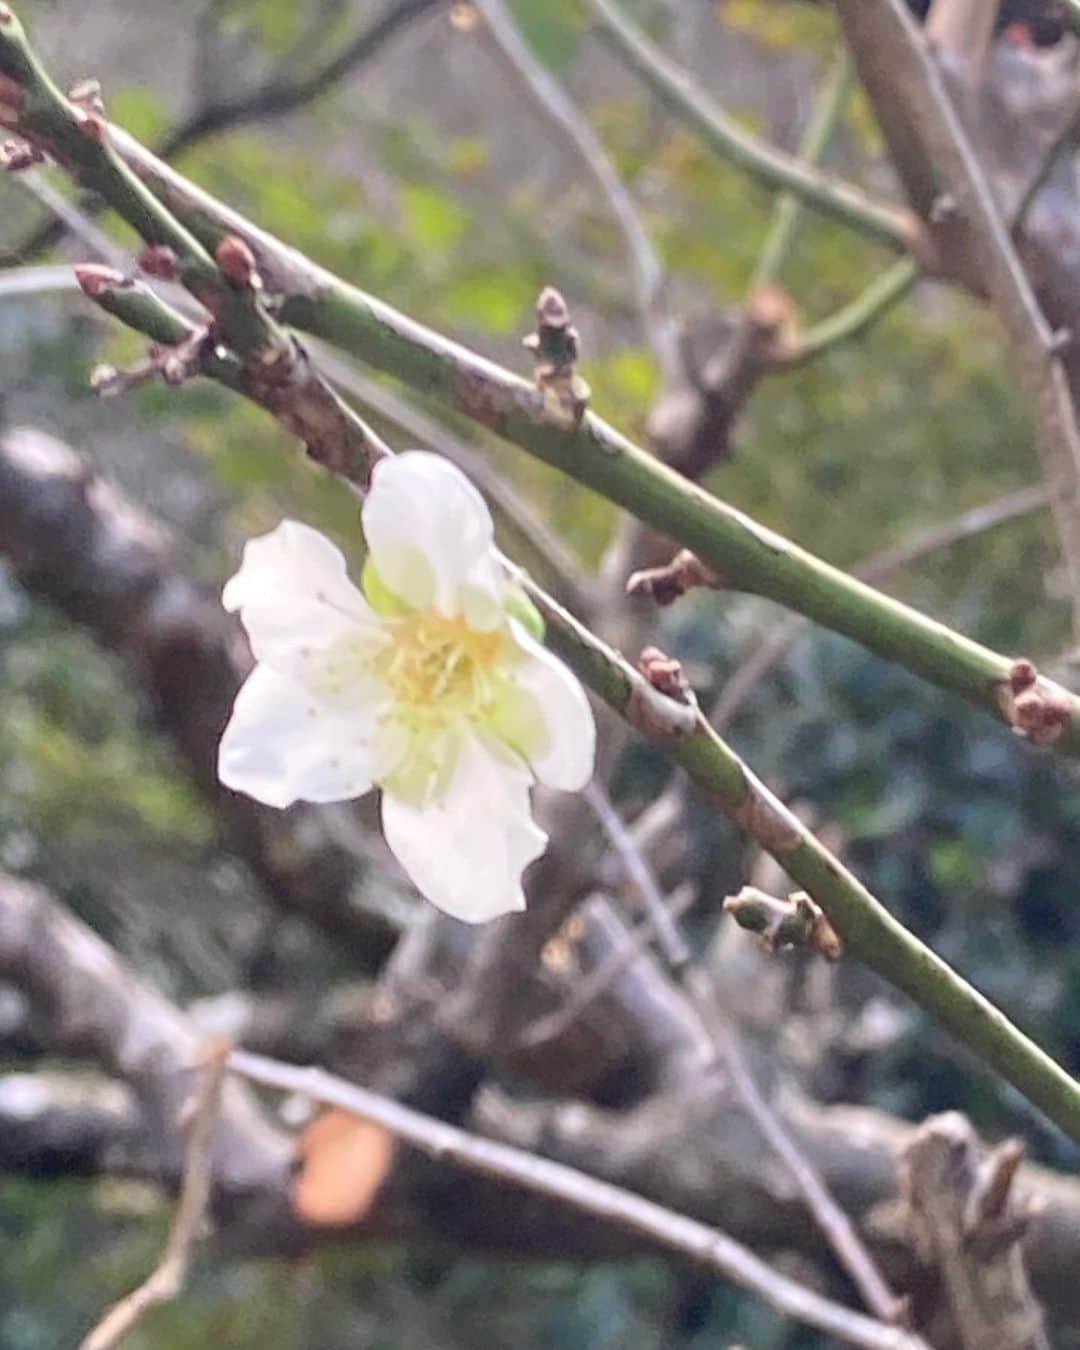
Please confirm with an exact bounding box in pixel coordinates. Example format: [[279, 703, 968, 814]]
[[508, 624, 596, 791], [381, 733, 546, 922], [223, 520, 377, 671], [219, 664, 390, 808], [362, 451, 505, 630]]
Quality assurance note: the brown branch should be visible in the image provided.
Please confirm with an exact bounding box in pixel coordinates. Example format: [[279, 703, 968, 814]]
[[0, 426, 398, 964], [902, 1113, 1050, 1350], [80, 1045, 230, 1350], [834, 0, 1080, 631], [0, 871, 290, 1197], [229, 1048, 926, 1350]]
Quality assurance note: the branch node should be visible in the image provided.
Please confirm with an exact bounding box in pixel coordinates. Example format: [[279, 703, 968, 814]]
[[626, 549, 722, 605], [523, 285, 590, 429], [68, 77, 105, 114], [723, 885, 843, 960], [996, 658, 1073, 745], [1, 135, 41, 170], [75, 262, 126, 300], [74, 106, 108, 144]]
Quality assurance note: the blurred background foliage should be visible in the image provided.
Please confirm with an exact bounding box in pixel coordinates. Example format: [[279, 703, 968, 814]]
[[1, 0, 1078, 1345]]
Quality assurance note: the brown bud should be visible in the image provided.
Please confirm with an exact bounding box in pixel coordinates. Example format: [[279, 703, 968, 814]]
[[215, 234, 261, 289], [638, 646, 691, 703], [724, 886, 842, 961], [0, 6, 14, 25], [138, 244, 179, 281], [997, 658, 1073, 746], [74, 263, 125, 299], [1008, 658, 1038, 693]]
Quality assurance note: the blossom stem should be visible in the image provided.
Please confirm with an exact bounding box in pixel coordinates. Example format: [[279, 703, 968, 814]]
[[527, 581, 1080, 1146]]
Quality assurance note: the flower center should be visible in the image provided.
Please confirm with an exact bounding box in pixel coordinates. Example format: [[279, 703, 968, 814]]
[[376, 611, 507, 725]]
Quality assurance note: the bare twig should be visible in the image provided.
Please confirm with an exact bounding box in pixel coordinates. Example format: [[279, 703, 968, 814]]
[[472, 0, 676, 373], [750, 53, 855, 296], [80, 1045, 230, 1350], [229, 1049, 925, 1350], [585, 0, 925, 256], [517, 884, 698, 1049], [585, 788, 902, 1324], [6, 0, 440, 262]]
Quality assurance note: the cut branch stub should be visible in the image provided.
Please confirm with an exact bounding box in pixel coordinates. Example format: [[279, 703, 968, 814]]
[[723, 885, 843, 961], [902, 1113, 1048, 1350], [523, 285, 590, 429]]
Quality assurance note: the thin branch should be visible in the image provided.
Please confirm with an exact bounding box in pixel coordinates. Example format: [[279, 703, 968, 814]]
[[7, 0, 439, 262], [228, 1049, 923, 1350], [517, 884, 698, 1049], [586, 784, 904, 1323], [80, 1045, 229, 1350], [527, 581, 1080, 1143], [10, 167, 127, 265], [86, 122, 1080, 753], [472, 0, 676, 373], [156, 0, 440, 160], [750, 53, 855, 295], [711, 481, 1052, 730], [779, 259, 919, 368], [308, 344, 590, 610], [583, 0, 926, 257]]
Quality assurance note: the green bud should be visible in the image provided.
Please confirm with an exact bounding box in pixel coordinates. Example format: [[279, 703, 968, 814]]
[[505, 583, 545, 641]]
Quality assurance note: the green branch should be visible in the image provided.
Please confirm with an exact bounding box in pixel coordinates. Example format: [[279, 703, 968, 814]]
[[782, 258, 919, 367], [73, 232, 1080, 1149], [583, 0, 920, 256], [51, 122, 1080, 1144], [83, 122, 1080, 754], [751, 53, 854, 294], [0, 6, 268, 353], [529, 584, 1080, 1144]]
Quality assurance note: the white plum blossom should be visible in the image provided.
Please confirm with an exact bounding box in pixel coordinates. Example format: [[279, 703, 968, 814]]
[[218, 450, 595, 923]]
